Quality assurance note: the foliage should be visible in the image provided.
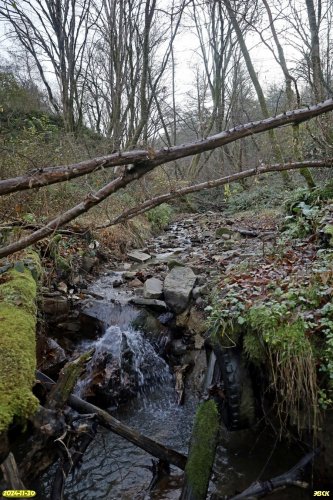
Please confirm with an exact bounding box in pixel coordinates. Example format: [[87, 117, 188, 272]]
[[147, 203, 173, 231], [208, 206, 333, 432], [225, 179, 287, 213]]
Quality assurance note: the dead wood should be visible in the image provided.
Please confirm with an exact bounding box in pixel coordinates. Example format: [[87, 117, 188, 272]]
[[36, 371, 187, 471], [0, 100, 332, 197], [98, 159, 333, 229], [0, 452, 26, 489], [230, 449, 317, 499], [50, 416, 98, 500]]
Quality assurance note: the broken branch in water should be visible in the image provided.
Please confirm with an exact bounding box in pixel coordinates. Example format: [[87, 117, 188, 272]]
[[230, 449, 317, 499], [36, 371, 187, 471]]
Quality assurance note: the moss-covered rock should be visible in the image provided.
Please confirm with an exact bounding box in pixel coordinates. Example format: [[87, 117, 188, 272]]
[[0, 254, 40, 432]]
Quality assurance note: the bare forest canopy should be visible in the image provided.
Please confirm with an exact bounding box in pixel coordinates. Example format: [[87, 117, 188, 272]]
[[0, 0, 333, 256]]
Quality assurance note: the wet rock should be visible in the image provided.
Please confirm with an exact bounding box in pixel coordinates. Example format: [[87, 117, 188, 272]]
[[37, 336, 67, 376], [130, 297, 168, 311], [167, 259, 184, 270], [41, 295, 69, 316], [56, 320, 81, 333], [128, 278, 143, 288], [143, 277, 163, 299], [171, 339, 188, 356], [164, 266, 196, 313], [127, 250, 151, 263], [81, 255, 99, 273], [113, 278, 124, 288], [123, 271, 137, 280], [158, 312, 174, 325]]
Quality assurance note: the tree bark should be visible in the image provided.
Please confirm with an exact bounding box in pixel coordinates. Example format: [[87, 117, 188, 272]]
[[0, 99, 332, 198], [99, 159, 333, 229]]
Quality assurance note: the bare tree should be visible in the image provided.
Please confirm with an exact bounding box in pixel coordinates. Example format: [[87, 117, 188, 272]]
[[0, 0, 93, 132]]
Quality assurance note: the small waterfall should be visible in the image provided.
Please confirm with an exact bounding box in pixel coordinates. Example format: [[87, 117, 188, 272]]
[[75, 323, 172, 401]]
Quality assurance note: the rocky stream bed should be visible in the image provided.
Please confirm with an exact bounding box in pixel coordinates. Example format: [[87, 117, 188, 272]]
[[28, 210, 324, 499]]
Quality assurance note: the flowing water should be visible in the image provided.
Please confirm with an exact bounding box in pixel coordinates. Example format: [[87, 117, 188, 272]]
[[39, 219, 316, 499], [40, 268, 198, 499]]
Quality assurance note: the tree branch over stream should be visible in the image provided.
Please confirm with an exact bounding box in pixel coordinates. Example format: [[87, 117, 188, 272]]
[[98, 159, 333, 228], [0, 99, 333, 197], [0, 100, 333, 258]]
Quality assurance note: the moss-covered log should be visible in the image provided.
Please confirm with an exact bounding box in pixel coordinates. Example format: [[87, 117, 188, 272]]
[[0, 253, 40, 435], [181, 400, 219, 500]]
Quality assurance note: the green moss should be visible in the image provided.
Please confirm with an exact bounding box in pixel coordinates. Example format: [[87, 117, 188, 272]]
[[185, 400, 219, 499], [0, 264, 39, 432]]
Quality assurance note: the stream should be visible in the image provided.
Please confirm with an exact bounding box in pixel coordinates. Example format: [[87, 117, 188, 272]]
[[39, 215, 314, 499]]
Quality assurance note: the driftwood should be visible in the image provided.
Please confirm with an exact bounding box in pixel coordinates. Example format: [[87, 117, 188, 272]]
[[18, 354, 94, 481], [0, 452, 26, 489], [174, 364, 190, 405], [36, 371, 187, 471], [50, 416, 98, 500], [230, 450, 317, 499]]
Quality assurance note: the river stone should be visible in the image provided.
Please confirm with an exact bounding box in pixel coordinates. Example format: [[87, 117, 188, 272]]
[[127, 250, 151, 263], [143, 277, 163, 299], [130, 297, 168, 311], [164, 266, 196, 313]]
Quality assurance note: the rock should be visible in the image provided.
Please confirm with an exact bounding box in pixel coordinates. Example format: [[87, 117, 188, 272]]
[[127, 250, 151, 263], [215, 227, 234, 238], [41, 296, 69, 316], [113, 278, 124, 288], [195, 297, 205, 308], [192, 285, 207, 299], [196, 275, 206, 286], [130, 298, 168, 311], [167, 259, 184, 270], [128, 278, 143, 288], [123, 271, 137, 280], [158, 312, 175, 325], [164, 266, 196, 313], [81, 256, 98, 273], [37, 336, 67, 376], [143, 277, 163, 299], [171, 339, 188, 356]]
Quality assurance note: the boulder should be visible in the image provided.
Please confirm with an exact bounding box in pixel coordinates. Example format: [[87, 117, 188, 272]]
[[164, 266, 196, 313], [127, 250, 151, 263], [144, 277, 163, 299]]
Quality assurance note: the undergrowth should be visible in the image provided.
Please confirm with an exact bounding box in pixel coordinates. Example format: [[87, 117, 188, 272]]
[[208, 182, 333, 434]]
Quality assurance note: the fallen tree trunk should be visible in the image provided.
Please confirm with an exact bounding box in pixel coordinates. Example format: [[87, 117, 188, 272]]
[[230, 450, 317, 499], [0, 253, 40, 435], [36, 371, 187, 471], [98, 159, 333, 229], [1, 158, 333, 260], [0, 99, 332, 197], [180, 400, 219, 500]]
